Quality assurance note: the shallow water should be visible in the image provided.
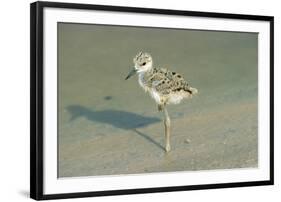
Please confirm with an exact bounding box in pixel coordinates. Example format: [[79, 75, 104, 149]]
[[58, 23, 258, 177]]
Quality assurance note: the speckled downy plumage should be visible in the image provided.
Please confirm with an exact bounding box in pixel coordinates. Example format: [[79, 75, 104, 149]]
[[125, 52, 198, 152]]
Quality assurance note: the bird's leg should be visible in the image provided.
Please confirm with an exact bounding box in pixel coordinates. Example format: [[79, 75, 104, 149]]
[[158, 104, 164, 111], [163, 106, 171, 152]]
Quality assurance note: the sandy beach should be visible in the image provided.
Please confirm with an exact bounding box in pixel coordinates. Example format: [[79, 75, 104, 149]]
[[58, 23, 258, 177]]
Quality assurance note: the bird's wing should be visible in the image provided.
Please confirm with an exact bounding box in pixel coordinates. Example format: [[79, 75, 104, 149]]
[[150, 68, 193, 95]]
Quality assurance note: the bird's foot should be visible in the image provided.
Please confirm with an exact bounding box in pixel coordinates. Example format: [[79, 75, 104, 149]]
[[165, 144, 171, 152]]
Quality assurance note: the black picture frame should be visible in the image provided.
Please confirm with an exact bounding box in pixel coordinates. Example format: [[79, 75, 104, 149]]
[[30, 1, 274, 200]]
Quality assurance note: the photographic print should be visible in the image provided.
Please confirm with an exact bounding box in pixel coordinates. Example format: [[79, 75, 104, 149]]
[[58, 23, 258, 177], [30, 1, 273, 200]]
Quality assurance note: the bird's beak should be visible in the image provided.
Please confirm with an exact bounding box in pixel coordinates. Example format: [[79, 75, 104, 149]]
[[125, 68, 137, 80]]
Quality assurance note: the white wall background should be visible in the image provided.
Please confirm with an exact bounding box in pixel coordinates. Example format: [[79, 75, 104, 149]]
[[0, 0, 279, 201]]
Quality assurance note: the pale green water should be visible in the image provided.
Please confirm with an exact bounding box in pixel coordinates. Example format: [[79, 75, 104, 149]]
[[58, 23, 258, 177]]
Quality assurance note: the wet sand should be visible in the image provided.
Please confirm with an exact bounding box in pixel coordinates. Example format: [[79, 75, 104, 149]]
[[58, 23, 258, 177]]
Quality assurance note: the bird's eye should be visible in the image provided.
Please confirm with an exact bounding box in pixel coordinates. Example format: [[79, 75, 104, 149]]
[[142, 62, 146, 66]]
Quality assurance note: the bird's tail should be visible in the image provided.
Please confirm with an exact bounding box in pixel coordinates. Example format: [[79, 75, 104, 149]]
[[189, 87, 198, 95], [183, 86, 198, 98]]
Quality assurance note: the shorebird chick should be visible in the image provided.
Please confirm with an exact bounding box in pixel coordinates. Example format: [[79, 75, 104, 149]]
[[125, 52, 198, 152]]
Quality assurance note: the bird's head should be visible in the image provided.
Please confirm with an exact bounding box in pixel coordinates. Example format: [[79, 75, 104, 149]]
[[125, 52, 153, 80]]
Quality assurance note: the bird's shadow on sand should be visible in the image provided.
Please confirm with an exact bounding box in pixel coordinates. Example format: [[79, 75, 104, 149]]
[[66, 105, 165, 151]]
